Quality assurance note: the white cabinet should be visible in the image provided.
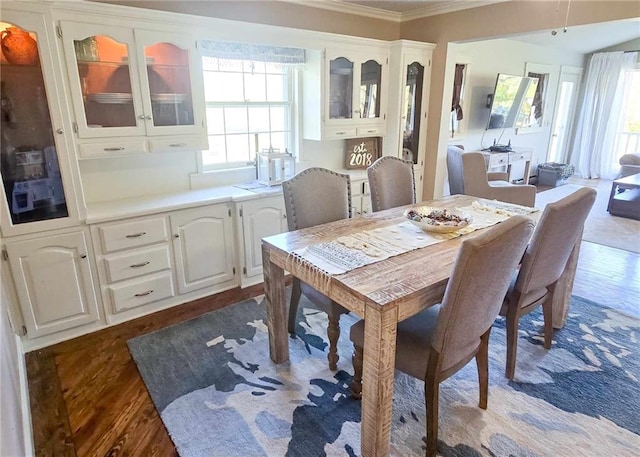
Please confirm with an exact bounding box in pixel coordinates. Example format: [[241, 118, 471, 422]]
[[58, 20, 207, 156], [384, 40, 435, 200], [4, 230, 101, 339], [91, 214, 175, 323], [0, 7, 83, 237], [170, 204, 236, 294], [351, 179, 372, 216], [236, 196, 287, 286], [302, 45, 389, 140]]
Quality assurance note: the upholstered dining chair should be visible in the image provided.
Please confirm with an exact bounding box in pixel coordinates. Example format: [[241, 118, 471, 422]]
[[501, 186, 596, 379], [349, 215, 535, 457], [282, 167, 351, 370], [367, 156, 416, 212]]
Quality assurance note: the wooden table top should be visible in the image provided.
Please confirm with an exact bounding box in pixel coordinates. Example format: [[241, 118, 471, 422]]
[[262, 195, 541, 320]]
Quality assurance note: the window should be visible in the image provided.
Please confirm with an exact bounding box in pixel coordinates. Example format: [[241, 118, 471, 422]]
[[613, 66, 640, 161], [199, 42, 304, 171]]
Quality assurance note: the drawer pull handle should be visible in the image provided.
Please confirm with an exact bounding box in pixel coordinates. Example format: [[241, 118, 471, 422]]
[[335, 132, 346, 135], [125, 232, 146, 238], [134, 290, 154, 297], [169, 143, 187, 147], [130, 261, 150, 268], [104, 147, 125, 151]]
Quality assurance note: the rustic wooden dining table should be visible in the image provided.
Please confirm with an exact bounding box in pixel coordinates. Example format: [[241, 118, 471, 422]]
[[261, 194, 576, 456]]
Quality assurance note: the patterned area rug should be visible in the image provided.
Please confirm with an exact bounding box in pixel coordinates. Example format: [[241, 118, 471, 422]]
[[128, 295, 640, 456]]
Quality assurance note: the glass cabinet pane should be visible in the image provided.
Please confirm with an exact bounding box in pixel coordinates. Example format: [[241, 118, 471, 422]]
[[1, 22, 69, 224], [329, 57, 353, 119], [402, 62, 424, 164], [74, 35, 137, 128], [360, 59, 381, 119], [144, 42, 194, 127]]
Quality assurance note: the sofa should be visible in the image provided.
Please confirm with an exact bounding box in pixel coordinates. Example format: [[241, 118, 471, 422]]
[[619, 153, 640, 178]]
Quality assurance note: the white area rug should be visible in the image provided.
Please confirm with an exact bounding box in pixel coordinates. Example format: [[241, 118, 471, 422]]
[[535, 179, 639, 253]]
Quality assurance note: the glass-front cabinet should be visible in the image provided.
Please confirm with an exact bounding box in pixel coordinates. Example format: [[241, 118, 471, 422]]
[[60, 22, 203, 141], [384, 41, 434, 200], [0, 10, 80, 236], [323, 48, 387, 138]]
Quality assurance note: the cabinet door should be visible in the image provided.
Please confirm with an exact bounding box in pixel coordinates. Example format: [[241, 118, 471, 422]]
[[6, 231, 100, 338], [134, 29, 205, 137], [240, 198, 287, 278], [402, 60, 426, 166], [171, 205, 235, 294], [327, 54, 354, 120], [0, 11, 80, 236], [60, 21, 146, 138]]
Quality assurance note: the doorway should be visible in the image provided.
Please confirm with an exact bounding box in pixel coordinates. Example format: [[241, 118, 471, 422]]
[[547, 66, 583, 163]]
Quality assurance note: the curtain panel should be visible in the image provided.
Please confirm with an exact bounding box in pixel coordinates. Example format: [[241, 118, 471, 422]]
[[571, 51, 637, 179]]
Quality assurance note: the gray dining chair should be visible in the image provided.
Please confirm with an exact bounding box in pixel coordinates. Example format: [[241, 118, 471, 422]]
[[501, 186, 596, 379], [282, 167, 351, 370], [367, 156, 416, 212], [349, 215, 535, 457]]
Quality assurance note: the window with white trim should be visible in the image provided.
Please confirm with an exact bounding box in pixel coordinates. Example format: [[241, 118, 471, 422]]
[[199, 42, 304, 171]]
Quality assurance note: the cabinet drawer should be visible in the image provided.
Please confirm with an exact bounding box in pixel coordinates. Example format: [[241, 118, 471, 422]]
[[99, 217, 169, 253], [324, 126, 357, 139], [148, 136, 207, 153], [104, 244, 171, 283], [108, 271, 175, 313], [79, 140, 147, 158], [488, 153, 508, 168], [356, 126, 384, 137]]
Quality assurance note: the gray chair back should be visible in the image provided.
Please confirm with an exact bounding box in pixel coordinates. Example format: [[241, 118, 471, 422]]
[[282, 167, 351, 231], [432, 216, 535, 371], [367, 156, 416, 212], [446, 145, 466, 195], [515, 187, 596, 296]]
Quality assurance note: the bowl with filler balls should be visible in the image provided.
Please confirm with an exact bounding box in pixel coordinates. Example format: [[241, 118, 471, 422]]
[[404, 207, 472, 233]]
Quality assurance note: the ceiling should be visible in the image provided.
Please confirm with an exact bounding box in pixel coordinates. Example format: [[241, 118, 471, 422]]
[[332, 0, 640, 54]]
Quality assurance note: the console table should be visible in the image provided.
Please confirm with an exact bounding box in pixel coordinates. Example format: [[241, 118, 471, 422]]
[[481, 148, 532, 184], [607, 173, 640, 220]]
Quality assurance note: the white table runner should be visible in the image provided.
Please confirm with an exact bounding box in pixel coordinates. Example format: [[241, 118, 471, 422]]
[[292, 201, 538, 275]]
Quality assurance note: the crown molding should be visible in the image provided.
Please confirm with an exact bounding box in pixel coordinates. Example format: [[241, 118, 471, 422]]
[[401, 0, 510, 21], [282, 0, 402, 22], [282, 0, 510, 23]]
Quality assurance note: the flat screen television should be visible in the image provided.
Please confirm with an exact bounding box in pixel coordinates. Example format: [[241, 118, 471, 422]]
[[486, 73, 539, 130]]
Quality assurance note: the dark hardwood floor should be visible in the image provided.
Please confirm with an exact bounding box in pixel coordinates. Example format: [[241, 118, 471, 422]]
[[27, 243, 639, 456]]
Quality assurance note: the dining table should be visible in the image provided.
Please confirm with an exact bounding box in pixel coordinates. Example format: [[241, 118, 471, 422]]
[[261, 194, 577, 456]]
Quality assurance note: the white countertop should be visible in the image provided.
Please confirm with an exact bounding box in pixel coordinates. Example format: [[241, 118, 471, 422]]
[[85, 184, 283, 224]]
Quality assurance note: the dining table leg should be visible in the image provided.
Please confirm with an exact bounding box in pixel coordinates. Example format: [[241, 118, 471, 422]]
[[361, 304, 398, 457], [262, 244, 288, 363]]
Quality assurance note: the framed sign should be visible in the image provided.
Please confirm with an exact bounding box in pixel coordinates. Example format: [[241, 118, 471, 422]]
[[345, 137, 381, 169]]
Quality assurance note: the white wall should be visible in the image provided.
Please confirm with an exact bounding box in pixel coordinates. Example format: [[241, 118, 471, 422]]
[[441, 38, 586, 194], [0, 282, 28, 457]]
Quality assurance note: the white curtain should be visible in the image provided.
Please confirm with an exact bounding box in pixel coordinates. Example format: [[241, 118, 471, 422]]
[[571, 51, 637, 179]]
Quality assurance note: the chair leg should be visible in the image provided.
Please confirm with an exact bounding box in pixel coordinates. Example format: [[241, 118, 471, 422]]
[[326, 312, 340, 371], [505, 310, 519, 380], [425, 352, 441, 457], [287, 279, 302, 335], [542, 295, 554, 350], [476, 330, 490, 409], [349, 344, 363, 399]]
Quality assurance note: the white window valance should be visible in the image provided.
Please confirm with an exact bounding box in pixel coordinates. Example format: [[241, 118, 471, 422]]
[[199, 40, 305, 68]]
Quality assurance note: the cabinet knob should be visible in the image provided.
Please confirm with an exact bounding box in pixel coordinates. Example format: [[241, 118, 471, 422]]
[[138, 114, 146, 120], [146, 115, 152, 120], [80, 254, 87, 259], [56, 128, 64, 134], [174, 234, 179, 238]]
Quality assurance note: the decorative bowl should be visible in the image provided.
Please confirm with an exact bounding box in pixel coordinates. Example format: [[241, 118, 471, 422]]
[[404, 207, 472, 233]]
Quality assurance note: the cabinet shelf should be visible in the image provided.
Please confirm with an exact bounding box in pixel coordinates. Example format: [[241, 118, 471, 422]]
[[77, 59, 188, 71]]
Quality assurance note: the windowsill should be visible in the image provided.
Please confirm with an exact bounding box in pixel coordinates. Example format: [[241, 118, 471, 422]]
[[190, 166, 257, 190]]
